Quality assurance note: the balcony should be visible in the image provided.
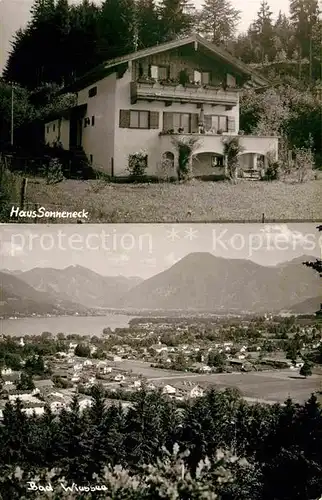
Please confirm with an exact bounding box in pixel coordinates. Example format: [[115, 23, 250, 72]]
[[130, 80, 239, 107]]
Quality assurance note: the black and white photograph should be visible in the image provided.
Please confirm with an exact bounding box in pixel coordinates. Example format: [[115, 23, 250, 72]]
[[0, 0, 322, 498], [0, 0, 321, 222], [0, 222, 321, 497]]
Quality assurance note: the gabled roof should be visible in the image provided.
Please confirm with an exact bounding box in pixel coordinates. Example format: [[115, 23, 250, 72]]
[[66, 34, 270, 92]]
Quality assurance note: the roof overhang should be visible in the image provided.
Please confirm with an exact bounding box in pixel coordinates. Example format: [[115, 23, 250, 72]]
[[62, 34, 270, 93], [44, 103, 87, 123]]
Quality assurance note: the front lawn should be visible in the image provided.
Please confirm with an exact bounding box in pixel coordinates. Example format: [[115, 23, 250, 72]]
[[9, 177, 322, 223]]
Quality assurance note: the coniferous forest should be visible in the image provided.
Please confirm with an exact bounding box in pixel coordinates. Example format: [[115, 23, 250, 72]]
[[0, 385, 322, 499], [2, 0, 321, 89]]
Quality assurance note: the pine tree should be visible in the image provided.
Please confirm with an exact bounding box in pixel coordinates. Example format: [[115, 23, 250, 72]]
[[51, 0, 71, 85], [251, 0, 275, 62], [136, 0, 161, 49], [274, 10, 294, 59], [197, 0, 241, 45], [304, 226, 322, 277], [300, 360, 313, 377], [158, 0, 195, 42], [82, 385, 110, 479], [97, 0, 137, 61], [56, 396, 89, 482], [67, 0, 101, 79], [290, 0, 321, 59]]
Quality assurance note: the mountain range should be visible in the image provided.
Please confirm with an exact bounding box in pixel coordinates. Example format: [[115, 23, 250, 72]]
[[118, 253, 321, 313], [0, 254, 320, 316], [10, 265, 143, 309], [0, 270, 90, 316]]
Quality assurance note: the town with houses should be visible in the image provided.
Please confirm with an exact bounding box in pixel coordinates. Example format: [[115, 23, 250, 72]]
[[1, 315, 321, 418]]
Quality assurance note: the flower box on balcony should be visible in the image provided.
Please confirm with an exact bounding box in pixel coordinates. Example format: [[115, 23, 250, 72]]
[[203, 84, 223, 90], [184, 82, 202, 89], [160, 79, 179, 87], [159, 129, 175, 135], [137, 77, 156, 84]]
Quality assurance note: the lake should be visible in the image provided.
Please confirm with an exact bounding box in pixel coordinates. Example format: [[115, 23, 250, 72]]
[[0, 314, 135, 337]]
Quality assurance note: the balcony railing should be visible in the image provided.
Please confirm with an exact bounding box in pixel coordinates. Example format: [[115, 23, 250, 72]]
[[131, 81, 239, 107]]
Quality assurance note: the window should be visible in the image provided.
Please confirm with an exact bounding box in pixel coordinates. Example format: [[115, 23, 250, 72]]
[[204, 115, 228, 133], [130, 110, 149, 128], [119, 110, 159, 129], [219, 116, 227, 131], [88, 86, 97, 98], [212, 155, 224, 167], [53, 123, 56, 132], [162, 151, 175, 168], [90, 154, 93, 164], [226, 74, 236, 87], [194, 70, 211, 85], [163, 112, 199, 133], [46, 126, 49, 133], [91, 116, 95, 126], [179, 69, 189, 85], [150, 65, 169, 80], [173, 113, 190, 132]]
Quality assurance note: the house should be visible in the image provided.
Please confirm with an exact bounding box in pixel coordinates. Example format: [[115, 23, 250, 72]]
[[45, 34, 278, 179], [150, 343, 168, 354], [97, 362, 112, 374], [78, 397, 93, 412], [113, 356, 123, 362], [50, 400, 66, 414], [21, 402, 45, 417], [162, 385, 176, 395], [1, 368, 12, 376], [34, 379, 55, 391], [2, 370, 20, 384], [189, 385, 204, 398], [199, 365, 212, 373]]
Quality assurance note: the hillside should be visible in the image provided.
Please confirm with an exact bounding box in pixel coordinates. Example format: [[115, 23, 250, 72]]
[[118, 253, 321, 313], [11, 266, 143, 308], [0, 271, 90, 317]]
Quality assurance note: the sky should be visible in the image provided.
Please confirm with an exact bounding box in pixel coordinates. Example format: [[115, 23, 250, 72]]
[[0, 0, 289, 74], [0, 223, 321, 278]]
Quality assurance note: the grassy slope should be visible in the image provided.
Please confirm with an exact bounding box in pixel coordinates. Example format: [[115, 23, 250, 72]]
[[14, 177, 322, 223]]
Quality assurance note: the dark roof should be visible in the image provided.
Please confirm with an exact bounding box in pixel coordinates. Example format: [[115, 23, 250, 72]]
[[34, 379, 55, 387], [64, 34, 270, 92], [7, 390, 34, 395], [44, 103, 87, 124]]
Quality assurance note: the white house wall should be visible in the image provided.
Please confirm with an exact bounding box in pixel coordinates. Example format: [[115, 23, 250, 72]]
[[160, 134, 278, 158], [45, 118, 69, 149], [77, 73, 117, 173], [113, 68, 240, 176], [59, 118, 70, 149]]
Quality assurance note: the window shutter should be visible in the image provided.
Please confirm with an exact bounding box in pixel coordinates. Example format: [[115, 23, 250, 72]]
[[149, 111, 159, 129], [163, 112, 173, 131], [204, 115, 212, 131], [119, 109, 130, 128], [227, 117, 235, 132], [191, 113, 199, 133]]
